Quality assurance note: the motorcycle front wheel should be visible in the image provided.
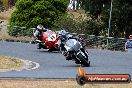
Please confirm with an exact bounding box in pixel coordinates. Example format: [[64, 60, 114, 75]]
[[77, 53, 90, 67]]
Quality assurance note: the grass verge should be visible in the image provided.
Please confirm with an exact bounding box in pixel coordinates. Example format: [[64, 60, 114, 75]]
[[0, 80, 131, 88], [0, 56, 24, 71]]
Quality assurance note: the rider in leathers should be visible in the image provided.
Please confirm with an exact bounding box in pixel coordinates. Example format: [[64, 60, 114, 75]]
[[33, 24, 48, 49]]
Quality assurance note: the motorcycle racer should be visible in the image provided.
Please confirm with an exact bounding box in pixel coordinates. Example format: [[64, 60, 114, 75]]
[[33, 24, 51, 49]]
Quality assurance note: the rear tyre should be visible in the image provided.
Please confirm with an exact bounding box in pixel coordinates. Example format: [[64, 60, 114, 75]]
[[48, 49, 53, 52], [48, 47, 57, 52]]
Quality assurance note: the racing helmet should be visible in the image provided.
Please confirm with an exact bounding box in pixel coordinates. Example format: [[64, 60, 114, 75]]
[[37, 24, 44, 30], [59, 30, 67, 35]]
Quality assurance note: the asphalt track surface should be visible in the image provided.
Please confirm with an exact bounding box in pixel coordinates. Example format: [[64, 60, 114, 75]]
[[0, 41, 132, 79]]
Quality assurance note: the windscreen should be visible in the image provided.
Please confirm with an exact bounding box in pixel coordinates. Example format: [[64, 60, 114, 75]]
[[65, 39, 77, 48]]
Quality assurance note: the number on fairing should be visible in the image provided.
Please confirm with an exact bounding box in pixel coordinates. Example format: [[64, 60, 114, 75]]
[[48, 34, 56, 41]]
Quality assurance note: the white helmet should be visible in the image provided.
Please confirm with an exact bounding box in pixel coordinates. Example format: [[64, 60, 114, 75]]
[[37, 24, 44, 30]]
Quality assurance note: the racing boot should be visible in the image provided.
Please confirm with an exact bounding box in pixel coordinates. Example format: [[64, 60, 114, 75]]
[[62, 51, 71, 60]]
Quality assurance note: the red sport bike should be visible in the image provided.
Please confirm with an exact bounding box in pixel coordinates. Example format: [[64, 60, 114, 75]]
[[35, 30, 60, 52]]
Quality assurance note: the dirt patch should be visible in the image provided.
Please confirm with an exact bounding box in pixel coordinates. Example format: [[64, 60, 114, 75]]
[[0, 19, 32, 42], [0, 55, 40, 72], [0, 56, 24, 71], [0, 7, 32, 42], [0, 80, 131, 88], [68, 10, 87, 19], [0, 8, 14, 20]]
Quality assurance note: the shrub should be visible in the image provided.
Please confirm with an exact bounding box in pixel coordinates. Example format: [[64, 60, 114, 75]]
[[8, 0, 68, 36]]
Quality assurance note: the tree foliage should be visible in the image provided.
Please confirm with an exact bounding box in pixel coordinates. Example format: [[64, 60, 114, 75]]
[[8, 0, 68, 36], [82, 0, 132, 38], [111, 0, 132, 38], [0, 0, 3, 11], [55, 13, 88, 33]]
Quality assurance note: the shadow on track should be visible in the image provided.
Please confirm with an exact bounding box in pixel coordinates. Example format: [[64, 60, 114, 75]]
[[36, 49, 61, 53], [61, 64, 81, 67]]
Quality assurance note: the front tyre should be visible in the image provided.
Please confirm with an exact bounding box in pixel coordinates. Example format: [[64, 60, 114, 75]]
[[77, 53, 90, 67]]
